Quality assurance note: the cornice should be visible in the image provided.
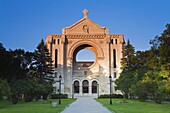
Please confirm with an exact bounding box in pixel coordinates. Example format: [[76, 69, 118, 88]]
[[51, 35, 62, 38], [50, 34, 123, 39], [110, 34, 123, 38], [66, 34, 106, 39]]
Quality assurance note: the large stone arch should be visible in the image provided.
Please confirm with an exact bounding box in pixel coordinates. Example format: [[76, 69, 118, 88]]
[[67, 40, 104, 59]]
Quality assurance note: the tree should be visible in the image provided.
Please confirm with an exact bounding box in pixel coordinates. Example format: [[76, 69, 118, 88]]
[[130, 50, 150, 101], [0, 43, 13, 82], [31, 39, 54, 83], [158, 24, 170, 65], [131, 24, 170, 104], [116, 39, 135, 99], [30, 39, 54, 100], [10, 79, 35, 103], [0, 46, 34, 82], [9, 49, 34, 80], [0, 41, 54, 103], [145, 24, 170, 103]]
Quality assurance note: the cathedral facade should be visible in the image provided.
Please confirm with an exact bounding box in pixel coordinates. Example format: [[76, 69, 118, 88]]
[[46, 9, 125, 98]]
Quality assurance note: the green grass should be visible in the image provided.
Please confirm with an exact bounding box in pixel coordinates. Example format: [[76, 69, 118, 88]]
[[0, 99, 76, 113], [96, 98, 170, 113]]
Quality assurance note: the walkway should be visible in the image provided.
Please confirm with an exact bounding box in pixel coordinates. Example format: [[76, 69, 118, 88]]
[[61, 97, 112, 113]]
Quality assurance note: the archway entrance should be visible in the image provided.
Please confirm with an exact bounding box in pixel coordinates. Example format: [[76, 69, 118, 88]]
[[82, 80, 89, 93], [92, 81, 98, 93], [73, 81, 79, 93]]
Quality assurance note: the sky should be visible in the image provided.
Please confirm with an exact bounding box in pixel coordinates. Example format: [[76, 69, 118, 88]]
[[0, 0, 170, 61]]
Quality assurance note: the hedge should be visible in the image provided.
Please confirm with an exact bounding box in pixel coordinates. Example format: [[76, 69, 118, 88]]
[[49, 93, 68, 99], [99, 94, 123, 98]]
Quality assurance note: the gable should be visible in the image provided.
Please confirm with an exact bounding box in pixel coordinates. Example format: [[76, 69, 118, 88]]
[[62, 18, 109, 35]]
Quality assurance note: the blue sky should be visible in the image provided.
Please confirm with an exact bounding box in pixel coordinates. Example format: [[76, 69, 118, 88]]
[[0, 0, 170, 60]]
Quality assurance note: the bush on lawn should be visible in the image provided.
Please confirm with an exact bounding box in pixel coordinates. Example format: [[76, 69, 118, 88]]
[[49, 93, 68, 99], [99, 94, 123, 98]]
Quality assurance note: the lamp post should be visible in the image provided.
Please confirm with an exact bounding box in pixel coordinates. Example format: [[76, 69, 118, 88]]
[[72, 84, 74, 98], [108, 35, 112, 105], [109, 74, 112, 105], [59, 75, 62, 105], [97, 84, 99, 98]]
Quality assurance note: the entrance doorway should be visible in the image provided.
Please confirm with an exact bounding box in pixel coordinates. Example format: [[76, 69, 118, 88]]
[[82, 80, 89, 93], [72, 80, 98, 97], [92, 81, 97, 93], [73, 81, 79, 93]]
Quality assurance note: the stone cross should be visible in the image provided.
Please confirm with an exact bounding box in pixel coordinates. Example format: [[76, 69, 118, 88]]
[[82, 9, 88, 18]]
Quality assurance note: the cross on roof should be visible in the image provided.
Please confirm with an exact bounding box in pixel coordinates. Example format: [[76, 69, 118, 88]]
[[82, 9, 88, 18]]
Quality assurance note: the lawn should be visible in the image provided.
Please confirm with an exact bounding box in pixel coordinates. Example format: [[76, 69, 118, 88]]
[[96, 98, 170, 113], [0, 99, 76, 113]]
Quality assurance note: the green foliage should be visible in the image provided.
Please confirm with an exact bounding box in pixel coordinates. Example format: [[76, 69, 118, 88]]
[[0, 44, 13, 82], [121, 39, 135, 70], [31, 39, 54, 83], [0, 40, 55, 104], [116, 24, 170, 104], [11, 79, 34, 96], [10, 79, 35, 103], [0, 79, 10, 99], [49, 93, 68, 99], [9, 49, 34, 80], [116, 39, 135, 99], [98, 94, 123, 98], [131, 81, 148, 102], [0, 44, 35, 103], [10, 79, 53, 103]]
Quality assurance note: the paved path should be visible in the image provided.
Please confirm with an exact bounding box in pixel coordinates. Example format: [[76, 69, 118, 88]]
[[61, 97, 112, 113]]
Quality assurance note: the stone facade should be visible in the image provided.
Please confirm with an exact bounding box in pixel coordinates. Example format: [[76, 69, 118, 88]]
[[46, 9, 125, 98]]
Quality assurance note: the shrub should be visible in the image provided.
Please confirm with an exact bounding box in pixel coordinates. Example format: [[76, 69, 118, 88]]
[[99, 94, 123, 98], [49, 93, 68, 99], [11, 95, 18, 104], [0, 79, 10, 99]]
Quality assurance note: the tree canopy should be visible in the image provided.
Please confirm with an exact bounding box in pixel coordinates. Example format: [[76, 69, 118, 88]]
[[116, 24, 170, 104], [0, 39, 54, 104]]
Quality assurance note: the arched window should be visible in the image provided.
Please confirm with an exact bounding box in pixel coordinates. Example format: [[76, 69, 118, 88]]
[[55, 49, 58, 68], [74, 81, 79, 93], [53, 39, 56, 44], [58, 39, 60, 44], [92, 81, 97, 93], [82, 80, 89, 93], [110, 39, 113, 44], [115, 39, 118, 44], [113, 49, 116, 68]]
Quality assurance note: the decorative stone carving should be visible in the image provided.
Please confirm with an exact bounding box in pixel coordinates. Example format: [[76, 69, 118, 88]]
[[83, 25, 89, 34], [82, 9, 88, 18]]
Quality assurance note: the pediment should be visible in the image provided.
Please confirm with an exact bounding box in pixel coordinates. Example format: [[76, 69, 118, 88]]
[[62, 18, 109, 35]]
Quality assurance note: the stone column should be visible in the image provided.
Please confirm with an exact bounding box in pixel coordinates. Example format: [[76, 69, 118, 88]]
[[89, 82, 92, 95], [80, 82, 83, 96]]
